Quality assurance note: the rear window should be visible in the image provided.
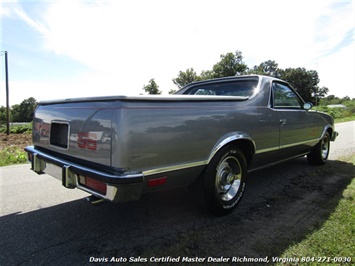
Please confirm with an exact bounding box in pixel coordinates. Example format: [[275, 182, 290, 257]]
[[183, 80, 259, 97]]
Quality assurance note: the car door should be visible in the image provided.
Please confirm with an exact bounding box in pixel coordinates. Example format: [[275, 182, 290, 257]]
[[271, 82, 317, 157]]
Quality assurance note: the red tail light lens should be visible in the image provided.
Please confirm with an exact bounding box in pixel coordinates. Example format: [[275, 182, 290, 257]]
[[147, 176, 167, 187], [79, 176, 107, 194]]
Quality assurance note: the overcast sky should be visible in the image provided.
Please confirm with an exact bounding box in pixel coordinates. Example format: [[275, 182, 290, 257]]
[[1, 0, 354, 106]]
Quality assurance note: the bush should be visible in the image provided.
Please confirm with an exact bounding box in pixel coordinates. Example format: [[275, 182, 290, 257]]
[[0, 123, 32, 134], [315, 106, 354, 120], [0, 146, 28, 166]]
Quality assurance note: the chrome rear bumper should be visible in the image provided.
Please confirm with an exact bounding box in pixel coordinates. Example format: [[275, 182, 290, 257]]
[[25, 146, 143, 202]]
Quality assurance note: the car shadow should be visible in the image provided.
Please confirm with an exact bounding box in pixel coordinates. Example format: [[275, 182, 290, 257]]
[[0, 157, 354, 265]]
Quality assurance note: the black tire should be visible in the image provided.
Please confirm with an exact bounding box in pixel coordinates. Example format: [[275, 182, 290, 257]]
[[307, 131, 330, 165], [204, 146, 247, 216]]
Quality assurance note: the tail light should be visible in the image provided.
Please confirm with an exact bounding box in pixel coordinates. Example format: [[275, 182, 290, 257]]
[[79, 175, 107, 195], [147, 176, 167, 187]]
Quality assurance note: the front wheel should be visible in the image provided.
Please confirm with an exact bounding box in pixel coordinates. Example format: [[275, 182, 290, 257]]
[[307, 131, 330, 165], [204, 146, 247, 216]]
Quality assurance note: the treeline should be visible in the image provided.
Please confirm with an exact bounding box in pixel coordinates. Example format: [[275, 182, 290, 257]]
[[0, 97, 37, 124], [144, 50, 353, 105]]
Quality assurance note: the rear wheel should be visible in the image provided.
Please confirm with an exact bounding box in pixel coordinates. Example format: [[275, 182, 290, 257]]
[[307, 132, 330, 165], [204, 146, 247, 216]]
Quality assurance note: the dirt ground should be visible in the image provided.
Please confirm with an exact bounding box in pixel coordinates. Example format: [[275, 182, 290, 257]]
[[0, 133, 32, 150]]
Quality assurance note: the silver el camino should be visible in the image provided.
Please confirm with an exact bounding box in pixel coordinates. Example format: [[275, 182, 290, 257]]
[[25, 75, 338, 215]]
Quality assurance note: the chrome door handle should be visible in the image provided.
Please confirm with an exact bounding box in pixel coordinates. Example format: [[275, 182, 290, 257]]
[[280, 119, 287, 125]]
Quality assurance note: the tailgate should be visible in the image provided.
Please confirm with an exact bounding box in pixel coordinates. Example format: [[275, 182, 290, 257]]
[[33, 101, 113, 166]]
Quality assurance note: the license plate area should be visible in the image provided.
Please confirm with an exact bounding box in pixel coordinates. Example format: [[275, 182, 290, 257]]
[[50, 121, 69, 149]]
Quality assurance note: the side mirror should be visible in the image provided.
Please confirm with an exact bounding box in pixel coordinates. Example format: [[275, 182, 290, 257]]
[[303, 102, 313, 110]]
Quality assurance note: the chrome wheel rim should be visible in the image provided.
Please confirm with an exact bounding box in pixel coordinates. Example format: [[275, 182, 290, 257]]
[[321, 135, 330, 160], [215, 156, 242, 201]]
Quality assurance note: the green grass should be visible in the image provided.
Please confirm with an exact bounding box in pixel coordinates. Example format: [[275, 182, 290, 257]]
[[0, 123, 32, 134], [0, 123, 31, 166], [277, 155, 355, 265], [335, 115, 355, 123], [0, 146, 28, 166]]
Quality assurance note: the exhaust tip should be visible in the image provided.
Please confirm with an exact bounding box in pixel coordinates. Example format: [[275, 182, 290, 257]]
[[85, 195, 106, 206]]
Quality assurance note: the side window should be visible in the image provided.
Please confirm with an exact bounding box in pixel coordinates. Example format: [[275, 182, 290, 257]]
[[272, 83, 302, 109]]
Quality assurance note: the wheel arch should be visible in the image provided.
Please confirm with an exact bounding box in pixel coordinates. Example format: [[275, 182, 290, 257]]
[[322, 124, 335, 141], [207, 132, 255, 166]]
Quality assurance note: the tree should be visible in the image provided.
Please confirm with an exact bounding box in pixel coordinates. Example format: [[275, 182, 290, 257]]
[[199, 70, 215, 80], [172, 68, 199, 89], [171, 49, 330, 103], [168, 89, 178, 95], [248, 60, 281, 77], [0, 106, 12, 124], [279, 68, 328, 104], [142, 79, 161, 95], [172, 51, 249, 90], [212, 50, 248, 78], [11, 97, 38, 122]]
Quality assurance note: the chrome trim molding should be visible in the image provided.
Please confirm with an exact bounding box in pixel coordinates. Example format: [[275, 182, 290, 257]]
[[255, 138, 322, 155], [255, 146, 279, 154], [280, 138, 319, 149], [208, 132, 256, 163], [143, 160, 206, 176]]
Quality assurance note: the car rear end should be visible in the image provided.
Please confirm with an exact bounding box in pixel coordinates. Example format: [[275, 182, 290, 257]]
[[25, 98, 144, 203]]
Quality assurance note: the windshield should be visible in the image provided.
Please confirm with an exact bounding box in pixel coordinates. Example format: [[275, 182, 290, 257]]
[[182, 80, 259, 97]]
